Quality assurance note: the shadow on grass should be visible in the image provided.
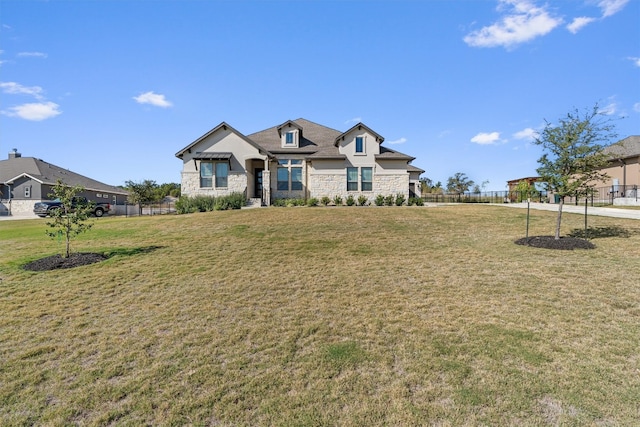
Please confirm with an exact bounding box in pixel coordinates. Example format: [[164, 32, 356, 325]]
[[568, 226, 636, 239], [103, 246, 165, 258]]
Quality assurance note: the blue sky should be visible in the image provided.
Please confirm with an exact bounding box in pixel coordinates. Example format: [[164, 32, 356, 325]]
[[1, 0, 639, 191]]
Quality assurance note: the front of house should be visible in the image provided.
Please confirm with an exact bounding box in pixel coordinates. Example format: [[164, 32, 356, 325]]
[[175, 118, 424, 206]]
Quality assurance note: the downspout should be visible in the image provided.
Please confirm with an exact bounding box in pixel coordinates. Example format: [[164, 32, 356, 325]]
[[5, 183, 12, 215]]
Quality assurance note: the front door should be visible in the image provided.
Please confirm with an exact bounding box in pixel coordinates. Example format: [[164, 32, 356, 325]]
[[254, 168, 263, 198]]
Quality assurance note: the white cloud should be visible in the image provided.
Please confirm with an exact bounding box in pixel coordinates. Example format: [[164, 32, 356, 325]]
[[1, 101, 61, 121], [133, 91, 173, 108], [0, 81, 45, 100], [598, 0, 629, 17], [567, 17, 596, 34], [599, 102, 617, 115], [628, 57, 640, 68], [463, 0, 563, 49], [513, 127, 538, 140], [17, 51, 48, 59], [387, 137, 407, 145], [345, 117, 362, 125], [471, 132, 502, 145], [633, 103, 640, 113]]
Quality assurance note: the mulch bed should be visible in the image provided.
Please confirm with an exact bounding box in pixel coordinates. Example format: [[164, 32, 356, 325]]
[[514, 235, 596, 250], [23, 252, 108, 271]]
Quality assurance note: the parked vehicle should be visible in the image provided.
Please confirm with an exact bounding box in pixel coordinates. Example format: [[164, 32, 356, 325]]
[[33, 197, 110, 217]]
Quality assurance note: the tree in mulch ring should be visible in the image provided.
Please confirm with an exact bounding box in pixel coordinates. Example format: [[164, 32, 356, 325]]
[[23, 253, 108, 271], [514, 236, 595, 250]]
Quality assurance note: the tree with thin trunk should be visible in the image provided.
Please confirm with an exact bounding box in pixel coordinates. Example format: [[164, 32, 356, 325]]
[[446, 172, 475, 196], [534, 104, 617, 240], [46, 180, 95, 258]]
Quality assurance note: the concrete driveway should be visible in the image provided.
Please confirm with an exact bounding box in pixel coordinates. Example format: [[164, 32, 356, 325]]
[[496, 202, 640, 220]]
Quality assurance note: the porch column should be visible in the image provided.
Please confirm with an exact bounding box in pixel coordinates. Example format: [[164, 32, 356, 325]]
[[262, 159, 271, 206]]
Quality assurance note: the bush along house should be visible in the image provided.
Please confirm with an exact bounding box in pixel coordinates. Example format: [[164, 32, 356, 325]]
[[175, 118, 424, 206]]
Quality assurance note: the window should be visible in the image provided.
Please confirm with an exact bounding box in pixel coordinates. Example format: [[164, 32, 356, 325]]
[[361, 167, 373, 191], [200, 162, 213, 187], [285, 132, 295, 145], [347, 167, 373, 192], [277, 159, 303, 191], [200, 162, 228, 188], [24, 186, 31, 198], [347, 167, 358, 191], [291, 168, 302, 190], [215, 162, 228, 187], [355, 136, 364, 154], [277, 167, 289, 191]]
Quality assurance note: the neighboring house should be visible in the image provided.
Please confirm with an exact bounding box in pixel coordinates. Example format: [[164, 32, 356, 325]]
[[175, 118, 424, 206], [600, 135, 640, 203], [0, 149, 129, 216]]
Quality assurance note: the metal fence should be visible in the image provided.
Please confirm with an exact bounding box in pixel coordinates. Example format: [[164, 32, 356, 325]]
[[113, 201, 177, 216], [423, 184, 639, 206]]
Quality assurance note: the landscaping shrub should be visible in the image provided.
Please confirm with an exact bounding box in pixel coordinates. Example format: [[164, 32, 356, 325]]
[[395, 194, 406, 206], [408, 197, 424, 206], [384, 195, 394, 206], [320, 196, 331, 206], [176, 195, 216, 213], [358, 195, 368, 206], [333, 195, 343, 206], [346, 195, 356, 206], [375, 194, 385, 206]]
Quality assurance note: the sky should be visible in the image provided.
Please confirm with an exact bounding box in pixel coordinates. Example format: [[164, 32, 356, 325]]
[[1, 0, 639, 191]]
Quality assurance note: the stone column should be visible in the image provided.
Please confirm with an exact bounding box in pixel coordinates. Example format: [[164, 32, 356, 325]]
[[262, 169, 271, 206]]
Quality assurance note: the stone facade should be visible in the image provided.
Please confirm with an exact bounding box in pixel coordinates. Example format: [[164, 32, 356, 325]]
[[1, 199, 40, 216], [182, 171, 247, 197], [308, 173, 409, 204]]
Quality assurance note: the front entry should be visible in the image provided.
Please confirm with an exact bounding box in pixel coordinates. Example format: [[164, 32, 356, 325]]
[[254, 168, 263, 198]]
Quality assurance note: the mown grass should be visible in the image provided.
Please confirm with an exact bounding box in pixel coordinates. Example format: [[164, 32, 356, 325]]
[[1, 205, 639, 426]]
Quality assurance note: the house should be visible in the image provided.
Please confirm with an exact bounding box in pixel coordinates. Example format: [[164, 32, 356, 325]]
[[175, 118, 424, 206], [0, 149, 129, 216], [600, 135, 640, 204]]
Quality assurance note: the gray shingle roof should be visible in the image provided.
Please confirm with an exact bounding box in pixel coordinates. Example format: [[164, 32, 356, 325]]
[[604, 136, 640, 159], [0, 157, 128, 195]]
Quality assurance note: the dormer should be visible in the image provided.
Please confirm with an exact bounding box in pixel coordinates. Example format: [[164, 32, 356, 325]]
[[334, 122, 384, 156], [277, 120, 303, 148]]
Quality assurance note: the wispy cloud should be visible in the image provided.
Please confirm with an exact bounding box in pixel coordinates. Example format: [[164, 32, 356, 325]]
[[471, 132, 502, 145], [598, 101, 617, 116], [567, 17, 596, 34], [0, 81, 45, 100], [387, 137, 407, 145], [1, 81, 62, 121], [628, 57, 640, 68], [1, 101, 61, 121], [598, 0, 629, 18], [344, 117, 362, 125], [464, 0, 562, 49], [513, 127, 538, 141], [17, 51, 48, 59], [633, 103, 640, 113], [133, 91, 173, 108]]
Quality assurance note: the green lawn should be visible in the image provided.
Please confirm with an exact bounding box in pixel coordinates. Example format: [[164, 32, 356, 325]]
[[1, 205, 639, 426]]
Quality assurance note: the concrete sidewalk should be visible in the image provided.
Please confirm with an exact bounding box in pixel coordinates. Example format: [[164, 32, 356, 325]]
[[495, 202, 640, 220]]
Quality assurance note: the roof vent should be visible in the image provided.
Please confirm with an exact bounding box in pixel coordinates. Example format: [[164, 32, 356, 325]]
[[8, 148, 21, 159]]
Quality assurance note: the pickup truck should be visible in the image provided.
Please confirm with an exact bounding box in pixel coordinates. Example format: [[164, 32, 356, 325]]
[[33, 197, 110, 218]]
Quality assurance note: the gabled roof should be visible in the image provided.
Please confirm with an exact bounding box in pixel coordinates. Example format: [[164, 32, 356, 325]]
[[0, 157, 128, 195], [175, 122, 272, 159], [248, 118, 342, 154], [334, 123, 384, 147], [604, 135, 640, 160], [277, 120, 304, 138]]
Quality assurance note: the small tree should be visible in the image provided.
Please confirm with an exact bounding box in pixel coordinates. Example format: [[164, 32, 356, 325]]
[[446, 172, 475, 196], [534, 104, 617, 240], [125, 179, 161, 215], [46, 180, 94, 258]]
